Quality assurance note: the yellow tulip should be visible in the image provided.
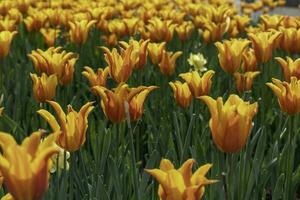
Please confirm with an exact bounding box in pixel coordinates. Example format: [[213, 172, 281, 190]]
[[0, 131, 59, 200], [275, 57, 300, 82], [199, 94, 258, 153], [92, 84, 157, 122], [30, 73, 58, 103], [279, 27, 300, 54], [69, 20, 96, 45], [146, 18, 176, 42], [260, 15, 284, 30], [280, 16, 300, 28], [158, 50, 182, 76], [145, 159, 217, 200], [202, 20, 229, 43], [169, 81, 192, 108], [101, 45, 136, 83], [101, 34, 118, 47], [24, 12, 47, 32], [119, 39, 150, 69], [175, 22, 194, 42], [179, 70, 215, 97], [242, 48, 258, 72], [248, 31, 282, 63], [234, 15, 251, 33], [233, 71, 260, 93], [215, 38, 251, 74], [40, 28, 60, 47], [28, 47, 77, 85], [82, 66, 109, 89], [37, 101, 94, 152], [266, 77, 300, 115], [0, 18, 17, 32], [0, 30, 17, 58], [147, 42, 166, 65], [108, 19, 127, 37]]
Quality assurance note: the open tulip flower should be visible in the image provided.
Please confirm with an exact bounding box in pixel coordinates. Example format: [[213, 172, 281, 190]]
[[0, 30, 17, 58], [279, 27, 300, 54], [69, 19, 96, 45], [199, 94, 258, 153], [234, 71, 260, 93], [37, 101, 94, 152], [0, 131, 59, 200], [275, 56, 300, 82], [169, 81, 192, 108], [147, 42, 166, 65], [248, 31, 282, 64], [145, 159, 217, 200], [215, 38, 251, 74], [266, 77, 300, 115], [82, 66, 109, 89], [30, 73, 58, 103], [40, 28, 60, 47], [28, 47, 77, 85], [145, 18, 176, 42], [179, 70, 215, 97], [93, 83, 158, 122], [158, 50, 182, 76], [101, 45, 136, 83]]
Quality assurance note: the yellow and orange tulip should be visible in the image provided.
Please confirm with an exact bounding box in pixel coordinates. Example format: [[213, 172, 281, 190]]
[[0, 30, 17, 58], [147, 42, 166, 65], [69, 20, 96, 45], [169, 81, 192, 108], [82, 66, 109, 89], [233, 71, 260, 93], [275, 56, 300, 82], [158, 50, 182, 76]]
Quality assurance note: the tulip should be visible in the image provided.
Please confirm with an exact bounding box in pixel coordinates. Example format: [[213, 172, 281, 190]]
[[175, 22, 194, 42], [123, 18, 139, 36], [119, 39, 150, 69], [199, 94, 258, 153], [40, 28, 60, 47], [187, 53, 207, 73], [202, 20, 229, 43], [280, 16, 300, 28], [0, 31, 17, 58], [266, 77, 300, 115], [28, 47, 77, 85], [30, 73, 58, 103], [260, 14, 284, 30], [145, 18, 176, 42], [179, 70, 215, 97], [147, 42, 166, 65], [248, 31, 282, 63], [24, 12, 47, 32], [158, 50, 182, 76], [69, 20, 96, 45], [108, 19, 127, 37], [233, 71, 260, 93], [275, 57, 300, 82], [279, 27, 300, 54], [0, 18, 17, 32], [169, 81, 192, 108], [0, 131, 59, 200], [242, 48, 257, 72], [101, 34, 118, 46], [92, 84, 157, 122], [82, 66, 109, 89], [101, 45, 136, 83], [37, 101, 94, 152], [215, 38, 251, 74], [234, 15, 251, 33], [145, 159, 217, 200]]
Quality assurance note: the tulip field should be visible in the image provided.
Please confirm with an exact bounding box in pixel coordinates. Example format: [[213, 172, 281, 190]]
[[1, 0, 300, 199]]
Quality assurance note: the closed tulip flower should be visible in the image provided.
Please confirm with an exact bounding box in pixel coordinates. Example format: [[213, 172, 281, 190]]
[[69, 19, 96, 45], [146, 18, 176, 42], [28, 47, 77, 85], [101, 45, 136, 83], [175, 21, 194, 42], [233, 71, 260, 93], [37, 101, 94, 152], [145, 159, 217, 200], [242, 48, 258, 72], [179, 70, 215, 97], [147, 42, 166, 65], [82, 66, 109, 89], [266, 77, 300, 115], [30, 73, 58, 103], [275, 57, 300, 82], [0, 131, 59, 200], [159, 50, 182, 76], [0, 30, 17, 58], [248, 31, 282, 63], [24, 12, 47, 32], [279, 27, 300, 54], [199, 95, 258, 153], [202, 20, 229, 43], [40, 28, 60, 47], [215, 38, 251, 74], [92, 84, 157, 122], [169, 81, 192, 108], [119, 39, 150, 69]]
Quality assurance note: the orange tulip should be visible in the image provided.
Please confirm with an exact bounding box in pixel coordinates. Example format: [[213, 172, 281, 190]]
[[275, 57, 300, 82], [279, 27, 300, 54], [145, 159, 216, 200], [169, 81, 192, 108], [0, 131, 59, 200], [37, 101, 94, 152], [266, 77, 300, 115], [158, 50, 182, 76], [215, 38, 251, 74], [234, 71, 260, 93], [199, 94, 258, 153], [179, 70, 215, 97]]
